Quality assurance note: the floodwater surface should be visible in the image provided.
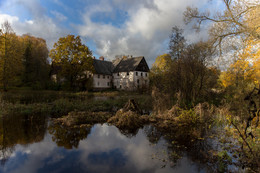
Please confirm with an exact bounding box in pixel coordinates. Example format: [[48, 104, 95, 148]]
[[0, 114, 209, 173]]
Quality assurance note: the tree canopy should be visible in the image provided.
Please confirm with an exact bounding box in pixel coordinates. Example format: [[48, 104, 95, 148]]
[[0, 21, 23, 91], [49, 35, 94, 90]]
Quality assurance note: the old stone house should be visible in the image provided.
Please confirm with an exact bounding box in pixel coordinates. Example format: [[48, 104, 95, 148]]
[[51, 55, 150, 90], [92, 56, 150, 90]]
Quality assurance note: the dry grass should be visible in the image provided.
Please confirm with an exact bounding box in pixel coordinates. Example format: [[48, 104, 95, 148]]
[[107, 110, 149, 130], [54, 111, 113, 126]]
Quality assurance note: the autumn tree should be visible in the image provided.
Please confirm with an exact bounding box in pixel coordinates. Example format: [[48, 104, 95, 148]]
[[218, 2, 260, 89], [22, 35, 50, 89], [0, 21, 23, 91], [150, 54, 173, 98], [177, 41, 217, 105], [151, 54, 172, 73], [150, 40, 218, 108], [186, 2, 260, 166], [49, 35, 94, 90]]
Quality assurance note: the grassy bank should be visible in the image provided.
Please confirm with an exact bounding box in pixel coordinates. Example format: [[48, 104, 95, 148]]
[[0, 90, 152, 117]]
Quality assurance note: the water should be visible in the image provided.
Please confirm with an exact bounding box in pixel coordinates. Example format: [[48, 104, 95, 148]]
[[0, 114, 209, 173]]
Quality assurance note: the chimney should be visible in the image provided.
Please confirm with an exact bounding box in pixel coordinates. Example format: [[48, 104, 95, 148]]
[[99, 56, 104, 61]]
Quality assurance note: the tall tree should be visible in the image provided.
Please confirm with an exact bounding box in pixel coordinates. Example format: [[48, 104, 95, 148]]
[[22, 35, 50, 89], [49, 35, 94, 90], [151, 41, 217, 107], [0, 21, 23, 91], [169, 26, 186, 59], [176, 41, 214, 104], [168, 26, 187, 95]]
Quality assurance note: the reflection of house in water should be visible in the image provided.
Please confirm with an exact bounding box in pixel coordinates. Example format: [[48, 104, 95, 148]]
[[92, 55, 150, 90]]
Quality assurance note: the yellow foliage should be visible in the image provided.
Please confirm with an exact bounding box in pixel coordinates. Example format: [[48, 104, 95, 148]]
[[49, 35, 94, 89], [220, 6, 260, 88], [152, 54, 172, 72]]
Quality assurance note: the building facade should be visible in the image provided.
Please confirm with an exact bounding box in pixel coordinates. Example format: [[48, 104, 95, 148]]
[[92, 56, 150, 90]]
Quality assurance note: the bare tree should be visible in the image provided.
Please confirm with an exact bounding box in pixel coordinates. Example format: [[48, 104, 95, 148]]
[[184, 0, 260, 52]]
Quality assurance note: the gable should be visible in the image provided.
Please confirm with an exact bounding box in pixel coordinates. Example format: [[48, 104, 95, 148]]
[[135, 58, 150, 72], [113, 56, 149, 72]]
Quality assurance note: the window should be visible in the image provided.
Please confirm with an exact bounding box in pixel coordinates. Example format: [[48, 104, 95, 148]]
[[127, 72, 129, 75], [107, 76, 109, 79], [141, 72, 143, 76], [145, 73, 147, 77], [120, 85, 122, 89], [98, 74, 100, 78], [107, 82, 110, 86], [136, 72, 138, 76], [89, 74, 91, 78], [103, 75, 105, 79], [117, 72, 119, 76], [137, 79, 139, 84]]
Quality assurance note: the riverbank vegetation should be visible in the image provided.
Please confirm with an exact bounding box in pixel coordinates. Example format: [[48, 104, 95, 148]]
[[148, 0, 260, 171]]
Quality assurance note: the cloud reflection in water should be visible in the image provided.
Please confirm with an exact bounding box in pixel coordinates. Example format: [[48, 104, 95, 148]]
[[1, 124, 205, 173]]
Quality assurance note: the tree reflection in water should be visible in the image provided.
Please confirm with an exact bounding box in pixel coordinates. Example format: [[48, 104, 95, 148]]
[[0, 115, 242, 172], [0, 114, 47, 166], [48, 122, 92, 149]]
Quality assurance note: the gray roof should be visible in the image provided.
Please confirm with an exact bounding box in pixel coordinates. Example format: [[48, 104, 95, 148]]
[[113, 56, 144, 72], [93, 56, 149, 74], [93, 59, 114, 75], [112, 58, 122, 67]]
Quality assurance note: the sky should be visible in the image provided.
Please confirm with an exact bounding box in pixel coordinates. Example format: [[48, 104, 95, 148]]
[[0, 0, 224, 66]]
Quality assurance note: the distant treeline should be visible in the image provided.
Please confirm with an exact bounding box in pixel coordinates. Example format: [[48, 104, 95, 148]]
[[0, 21, 51, 91], [0, 22, 94, 91]]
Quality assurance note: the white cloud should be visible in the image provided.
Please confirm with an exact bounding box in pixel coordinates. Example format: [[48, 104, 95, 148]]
[[0, 13, 68, 49], [51, 10, 67, 22], [0, 0, 223, 66], [0, 0, 69, 49], [0, 14, 19, 24], [77, 0, 212, 66]]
